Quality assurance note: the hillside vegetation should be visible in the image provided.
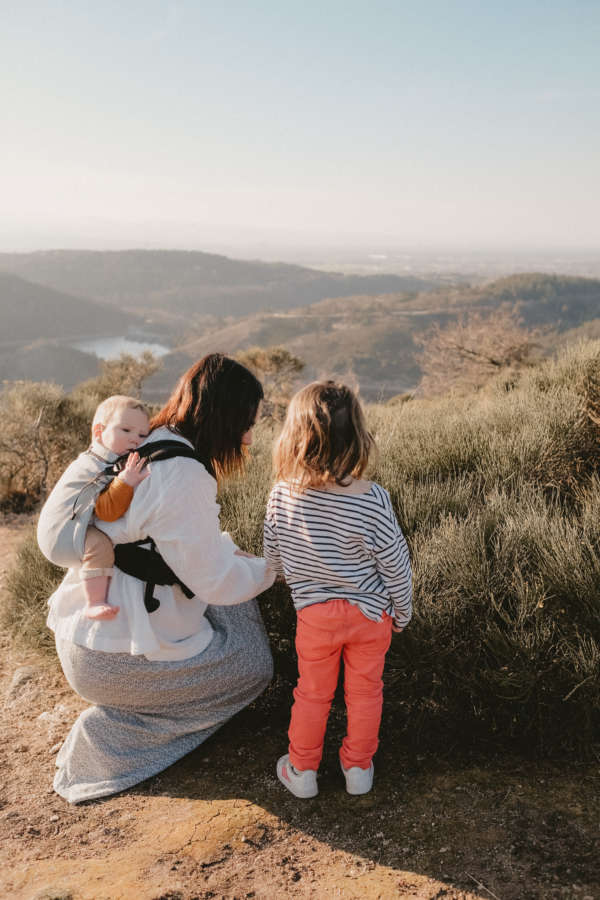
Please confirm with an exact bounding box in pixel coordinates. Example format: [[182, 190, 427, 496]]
[[145, 273, 600, 401], [3, 340, 599, 759], [438, 273, 600, 329]]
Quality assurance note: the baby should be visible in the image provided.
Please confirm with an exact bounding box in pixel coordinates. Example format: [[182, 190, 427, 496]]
[[37, 395, 151, 620], [82, 396, 151, 619]]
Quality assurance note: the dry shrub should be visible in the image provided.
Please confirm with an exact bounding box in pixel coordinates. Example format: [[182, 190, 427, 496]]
[[70, 351, 160, 411], [416, 305, 542, 396], [236, 346, 305, 420], [0, 382, 89, 507], [1, 525, 62, 655], [389, 485, 600, 755]]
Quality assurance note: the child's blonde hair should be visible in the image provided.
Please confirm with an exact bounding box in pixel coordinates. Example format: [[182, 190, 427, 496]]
[[92, 395, 149, 434], [274, 381, 375, 490]]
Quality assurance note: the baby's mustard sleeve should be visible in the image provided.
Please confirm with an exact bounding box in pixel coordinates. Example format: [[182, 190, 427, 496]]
[[95, 479, 134, 522]]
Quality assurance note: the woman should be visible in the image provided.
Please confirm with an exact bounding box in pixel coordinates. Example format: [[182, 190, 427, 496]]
[[44, 354, 275, 803]]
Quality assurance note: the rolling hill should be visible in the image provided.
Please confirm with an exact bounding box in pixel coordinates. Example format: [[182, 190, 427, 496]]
[[0, 249, 438, 318], [0, 271, 140, 344], [1, 255, 598, 403], [143, 273, 600, 402], [0, 341, 100, 390], [432, 273, 600, 329]]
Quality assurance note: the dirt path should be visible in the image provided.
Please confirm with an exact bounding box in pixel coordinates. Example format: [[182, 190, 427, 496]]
[[1, 517, 598, 900]]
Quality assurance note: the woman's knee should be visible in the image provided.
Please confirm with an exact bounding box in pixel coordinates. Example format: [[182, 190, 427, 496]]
[[258, 649, 274, 688], [244, 641, 273, 691]]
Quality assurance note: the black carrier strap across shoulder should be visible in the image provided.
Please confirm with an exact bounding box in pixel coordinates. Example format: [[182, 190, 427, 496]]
[[110, 439, 201, 613], [107, 439, 200, 475]]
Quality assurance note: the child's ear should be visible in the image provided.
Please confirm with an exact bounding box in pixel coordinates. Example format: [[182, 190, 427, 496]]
[[92, 423, 104, 441]]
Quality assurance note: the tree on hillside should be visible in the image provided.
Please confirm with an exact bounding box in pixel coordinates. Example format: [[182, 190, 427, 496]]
[[416, 306, 542, 396], [70, 351, 161, 411], [236, 346, 305, 419]]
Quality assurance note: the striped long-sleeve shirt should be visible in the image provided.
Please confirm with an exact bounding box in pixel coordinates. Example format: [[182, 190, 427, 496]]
[[263, 480, 412, 628]]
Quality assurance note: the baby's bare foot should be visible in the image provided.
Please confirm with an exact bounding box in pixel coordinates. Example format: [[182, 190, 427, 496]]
[[85, 604, 120, 620]]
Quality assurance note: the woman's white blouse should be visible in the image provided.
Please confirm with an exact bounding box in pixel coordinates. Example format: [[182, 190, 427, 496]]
[[47, 428, 275, 661]]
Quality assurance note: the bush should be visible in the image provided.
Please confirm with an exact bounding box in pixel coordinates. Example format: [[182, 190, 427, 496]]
[[4, 341, 600, 757], [1, 526, 62, 655], [0, 381, 89, 508], [392, 484, 600, 756]]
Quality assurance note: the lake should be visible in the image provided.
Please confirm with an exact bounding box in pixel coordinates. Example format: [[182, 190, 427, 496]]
[[70, 336, 171, 360]]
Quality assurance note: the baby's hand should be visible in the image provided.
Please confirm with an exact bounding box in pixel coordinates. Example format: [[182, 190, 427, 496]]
[[118, 452, 150, 488]]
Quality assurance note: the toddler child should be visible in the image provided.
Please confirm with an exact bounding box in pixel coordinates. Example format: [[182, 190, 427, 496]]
[[264, 381, 412, 798], [37, 395, 151, 620]]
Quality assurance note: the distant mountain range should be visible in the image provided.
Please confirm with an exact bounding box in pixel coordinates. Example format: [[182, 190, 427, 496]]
[[0, 249, 438, 318], [0, 249, 599, 400]]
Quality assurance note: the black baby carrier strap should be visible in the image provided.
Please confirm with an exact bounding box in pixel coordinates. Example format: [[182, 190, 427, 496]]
[[108, 439, 200, 475], [110, 439, 200, 613], [114, 538, 194, 613]]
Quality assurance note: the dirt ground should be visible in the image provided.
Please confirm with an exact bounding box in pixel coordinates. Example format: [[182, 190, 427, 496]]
[[1, 517, 598, 900]]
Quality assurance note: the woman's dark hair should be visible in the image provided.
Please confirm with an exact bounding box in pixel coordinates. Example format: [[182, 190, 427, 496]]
[[150, 353, 264, 479]]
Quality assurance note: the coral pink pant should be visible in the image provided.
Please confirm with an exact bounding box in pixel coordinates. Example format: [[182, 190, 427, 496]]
[[288, 598, 393, 771]]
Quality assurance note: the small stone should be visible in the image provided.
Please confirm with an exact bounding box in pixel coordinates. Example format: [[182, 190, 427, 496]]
[[38, 704, 70, 727], [14, 744, 28, 753], [4, 666, 40, 704], [440, 847, 450, 853], [49, 742, 62, 755], [50, 814, 59, 822]]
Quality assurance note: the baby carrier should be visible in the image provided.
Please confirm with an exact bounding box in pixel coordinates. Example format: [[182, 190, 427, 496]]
[[37, 439, 201, 613], [104, 440, 200, 612]]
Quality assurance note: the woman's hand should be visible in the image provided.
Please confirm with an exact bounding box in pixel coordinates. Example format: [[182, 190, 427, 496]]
[[392, 622, 404, 634], [234, 549, 258, 559], [118, 452, 151, 488]]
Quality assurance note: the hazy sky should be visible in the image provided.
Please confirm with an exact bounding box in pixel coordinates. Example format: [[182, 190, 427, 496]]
[[2, 1, 599, 252]]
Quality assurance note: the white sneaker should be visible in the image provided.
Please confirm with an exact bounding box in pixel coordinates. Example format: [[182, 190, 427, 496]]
[[276, 754, 318, 798], [341, 760, 374, 795]]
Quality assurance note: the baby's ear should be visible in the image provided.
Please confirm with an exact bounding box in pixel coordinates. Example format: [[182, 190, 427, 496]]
[[92, 423, 104, 441]]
